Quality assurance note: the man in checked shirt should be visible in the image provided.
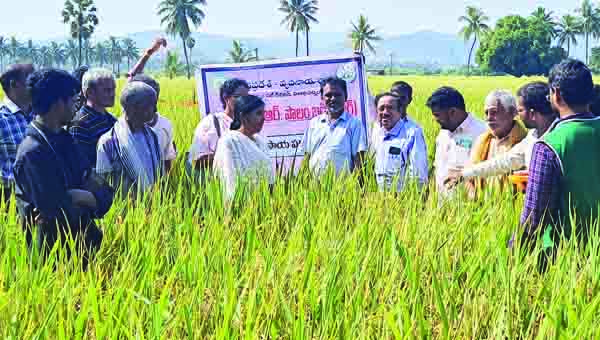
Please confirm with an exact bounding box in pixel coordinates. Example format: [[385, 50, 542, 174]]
[[0, 64, 35, 203], [519, 59, 600, 271]]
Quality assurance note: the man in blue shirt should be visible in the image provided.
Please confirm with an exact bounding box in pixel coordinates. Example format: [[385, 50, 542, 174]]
[[14, 69, 114, 266], [302, 77, 367, 176], [371, 92, 428, 192], [0, 64, 35, 202]]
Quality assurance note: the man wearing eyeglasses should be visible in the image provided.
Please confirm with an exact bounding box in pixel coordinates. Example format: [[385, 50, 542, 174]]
[[519, 59, 600, 269]]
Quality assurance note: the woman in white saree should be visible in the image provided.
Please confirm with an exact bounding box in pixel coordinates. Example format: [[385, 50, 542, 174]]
[[213, 95, 274, 202]]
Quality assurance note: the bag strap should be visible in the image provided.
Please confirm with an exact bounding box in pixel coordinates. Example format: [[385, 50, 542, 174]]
[[212, 114, 222, 139]]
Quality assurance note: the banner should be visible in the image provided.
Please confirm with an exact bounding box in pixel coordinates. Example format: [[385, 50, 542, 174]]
[[196, 54, 372, 173]]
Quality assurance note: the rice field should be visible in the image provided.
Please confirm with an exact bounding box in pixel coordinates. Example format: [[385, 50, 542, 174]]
[[3, 75, 600, 339]]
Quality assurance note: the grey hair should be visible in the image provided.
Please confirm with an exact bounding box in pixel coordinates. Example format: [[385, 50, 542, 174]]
[[82, 68, 114, 95], [120, 82, 157, 113], [485, 89, 517, 111]]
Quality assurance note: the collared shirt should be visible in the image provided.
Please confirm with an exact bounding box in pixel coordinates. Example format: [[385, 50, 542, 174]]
[[0, 97, 33, 186], [69, 105, 117, 168], [370, 118, 428, 192], [150, 113, 177, 161], [188, 112, 233, 161], [434, 113, 487, 196], [519, 113, 593, 242], [463, 119, 559, 180], [303, 111, 367, 175]]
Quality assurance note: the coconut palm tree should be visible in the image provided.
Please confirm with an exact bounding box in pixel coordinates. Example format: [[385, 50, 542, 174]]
[[0, 37, 7, 72], [458, 6, 490, 76], [121, 38, 140, 70], [577, 0, 600, 64], [22, 39, 39, 65], [62, 0, 99, 67], [279, 0, 319, 57], [557, 15, 582, 57], [8, 37, 22, 64], [65, 40, 79, 68], [531, 7, 557, 43], [349, 15, 381, 55], [158, 0, 206, 79], [108, 37, 124, 75], [48, 42, 66, 67], [38, 46, 52, 68], [95, 41, 110, 67], [228, 40, 253, 63], [163, 51, 186, 79]]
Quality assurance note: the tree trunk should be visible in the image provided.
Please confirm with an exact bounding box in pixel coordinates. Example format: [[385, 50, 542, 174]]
[[295, 30, 299, 57], [78, 14, 83, 67], [467, 36, 477, 76], [586, 32, 590, 64], [567, 40, 570, 57], [182, 37, 191, 79], [306, 28, 309, 56]]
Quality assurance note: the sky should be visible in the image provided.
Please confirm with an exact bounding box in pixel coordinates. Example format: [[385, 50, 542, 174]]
[[0, 0, 578, 40]]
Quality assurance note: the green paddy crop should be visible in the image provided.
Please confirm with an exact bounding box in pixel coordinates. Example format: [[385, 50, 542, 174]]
[[2, 76, 599, 339]]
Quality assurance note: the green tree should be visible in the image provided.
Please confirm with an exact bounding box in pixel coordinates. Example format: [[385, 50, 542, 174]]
[[0, 37, 6, 72], [458, 6, 490, 76], [48, 42, 66, 67], [530, 7, 557, 43], [95, 41, 110, 67], [163, 51, 186, 79], [589, 46, 600, 70], [38, 46, 52, 68], [577, 0, 600, 64], [279, 0, 319, 57], [121, 38, 140, 71], [476, 15, 566, 76], [9, 37, 21, 63], [557, 15, 582, 57], [108, 37, 123, 75], [158, 0, 206, 79], [65, 40, 79, 68], [228, 40, 253, 63], [62, 0, 99, 67], [349, 14, 381, 55]]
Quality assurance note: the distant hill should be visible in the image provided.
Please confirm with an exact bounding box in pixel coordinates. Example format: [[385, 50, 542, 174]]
[[40, 29, 590, 69], [115, 30, 471, 67]]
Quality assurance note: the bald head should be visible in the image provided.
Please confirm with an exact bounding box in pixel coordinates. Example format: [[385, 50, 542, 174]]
[[120, 82, 157, 131]]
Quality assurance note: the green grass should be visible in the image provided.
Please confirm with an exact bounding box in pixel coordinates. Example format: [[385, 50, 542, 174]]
[[2, 76, 600, 339]]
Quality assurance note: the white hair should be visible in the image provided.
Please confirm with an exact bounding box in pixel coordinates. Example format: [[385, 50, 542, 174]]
[[82, 68, 114, 95], [120, 82, 157, 112], [485, 89, 516, 111]]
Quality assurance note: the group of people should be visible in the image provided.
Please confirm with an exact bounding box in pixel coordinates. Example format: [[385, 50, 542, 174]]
[[0, 39, 598, 268]]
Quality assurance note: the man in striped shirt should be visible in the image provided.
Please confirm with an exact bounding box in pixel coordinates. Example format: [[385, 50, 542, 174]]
[[0, 64, 35, 202], [68, 68, 117, 169]]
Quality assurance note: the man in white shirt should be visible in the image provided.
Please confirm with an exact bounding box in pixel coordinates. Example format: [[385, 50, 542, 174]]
[[427, 86, 487, 197], [130, 74, 177, 172], [444, 82, 558, 187], [187, 78, 250, 180]]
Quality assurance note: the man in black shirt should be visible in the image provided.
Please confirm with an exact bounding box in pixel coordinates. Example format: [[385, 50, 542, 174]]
[[14, 69, 114, 266]]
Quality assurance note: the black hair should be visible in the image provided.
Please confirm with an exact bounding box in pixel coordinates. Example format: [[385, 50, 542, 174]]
[[390, 81, 413, 98], [219, 78, 249, 108], [72, 65, 89, 86], [26, 69, 80, 115], [320, 77, 348, 99], [425, 86, 466, 111], [131, 74, 160, 97], [548, 59, 594, 108], [374, 92, 401, 111], [230, 95, 265, 130], [516, 82, 554, 117], [590, 85, 600, 117], [0, 64, 34, 93]]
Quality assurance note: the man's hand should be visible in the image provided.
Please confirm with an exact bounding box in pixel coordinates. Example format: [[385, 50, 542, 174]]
[[444, 168, 464, 189], [33, 208, 45, 225], [148, 37, 167, 55], [67, 189, 98, 210]]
